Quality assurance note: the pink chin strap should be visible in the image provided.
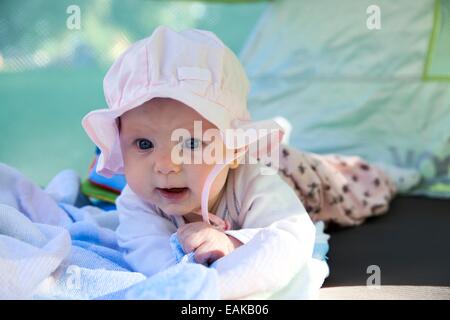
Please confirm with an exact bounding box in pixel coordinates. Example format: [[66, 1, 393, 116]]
[[200, 148, 247, 224]]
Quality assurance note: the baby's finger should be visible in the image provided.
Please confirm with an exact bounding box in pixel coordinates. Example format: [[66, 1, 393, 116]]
[[176, 223, 193, 237], [193, 209, 220, 226], [193, 208, 228, 231], [177, 221, 205, 238], [207, 214, 229, 231], [194, 243, 225, 266], [179, 230, 206, 253]]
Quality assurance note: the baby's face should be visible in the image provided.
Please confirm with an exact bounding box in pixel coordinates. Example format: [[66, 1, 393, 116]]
[[119, 98, 230, 217]]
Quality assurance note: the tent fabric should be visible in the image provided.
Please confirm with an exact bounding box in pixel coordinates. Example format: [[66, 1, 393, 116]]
[[240, 0, 450, 198], [424, 0, 450, 80]]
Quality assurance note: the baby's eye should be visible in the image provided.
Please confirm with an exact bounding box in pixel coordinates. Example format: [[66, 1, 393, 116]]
[[136, 138, 154, 150], [183, 138, 201, 150]]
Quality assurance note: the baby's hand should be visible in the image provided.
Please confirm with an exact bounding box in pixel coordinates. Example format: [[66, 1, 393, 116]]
[[177, 222, 242, 265]]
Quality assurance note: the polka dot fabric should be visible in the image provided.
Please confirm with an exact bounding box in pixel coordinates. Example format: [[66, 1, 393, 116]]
[[272, 145, 397, 227]]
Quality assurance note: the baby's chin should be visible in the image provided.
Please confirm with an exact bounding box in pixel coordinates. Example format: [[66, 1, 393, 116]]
[[157, 203, 196, 217]]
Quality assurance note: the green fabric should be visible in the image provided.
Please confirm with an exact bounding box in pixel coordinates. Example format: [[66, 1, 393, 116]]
[[424, 0, 450, 80], [242, 0, 450, 198], [81, 179, 118, 203]]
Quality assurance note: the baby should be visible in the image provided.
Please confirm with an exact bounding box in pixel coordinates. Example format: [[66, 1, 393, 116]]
[[116, 97, 245, 264], [82, 26, 418, 299]]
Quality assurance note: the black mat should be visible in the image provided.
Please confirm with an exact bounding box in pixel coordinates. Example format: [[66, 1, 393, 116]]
[[324, 195, 450, 287]]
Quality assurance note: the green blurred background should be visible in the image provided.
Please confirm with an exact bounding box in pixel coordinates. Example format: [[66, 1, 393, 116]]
[[0, 0, 267, 186]]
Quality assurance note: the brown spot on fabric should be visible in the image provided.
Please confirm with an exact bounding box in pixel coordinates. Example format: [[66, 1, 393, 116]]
[[324, 184, 331, 191], [279, 169, 302, 195], [344, 208, 352, 215], [310, 207, 321, 214], [311, 165, 317, 171], [309, 182, 318, 189], [364, 191, 370, 197], [266, 162, 272, 167], [362, 199, 368, 207], [371, 204, 385, 214], [360, 163, 370, 171], [352, 175, 358, 182], [374, 178, 380, 187], [340, 161, 347, 167], [305, 205, 313, 213], [342, 184, 349, 193], [338, 195, 344, 202], [282, 149, 289, 157], [298, 164, 305, 174], [307, 191, 315, 199]]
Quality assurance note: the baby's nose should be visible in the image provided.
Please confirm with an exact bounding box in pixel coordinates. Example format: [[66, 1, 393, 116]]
[[154, 152, 181, 175]]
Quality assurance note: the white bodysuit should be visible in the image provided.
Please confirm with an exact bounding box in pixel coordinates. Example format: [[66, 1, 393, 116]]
[[115, 163, 316, 299]]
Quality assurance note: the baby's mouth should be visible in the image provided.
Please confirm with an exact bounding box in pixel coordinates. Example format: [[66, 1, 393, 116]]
[[156, 187, 189, 201]]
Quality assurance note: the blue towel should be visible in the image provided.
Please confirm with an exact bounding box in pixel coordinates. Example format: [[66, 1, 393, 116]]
[[0, 163, 329, 299], [0, 163, 219, 299]]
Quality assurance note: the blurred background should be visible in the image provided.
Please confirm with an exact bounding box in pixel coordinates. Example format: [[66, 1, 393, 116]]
[[0, 0, 267, 186], [1, 0, 449, 198]]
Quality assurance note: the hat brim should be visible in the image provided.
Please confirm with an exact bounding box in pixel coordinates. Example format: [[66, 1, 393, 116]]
[[82, 85, 284, 177]]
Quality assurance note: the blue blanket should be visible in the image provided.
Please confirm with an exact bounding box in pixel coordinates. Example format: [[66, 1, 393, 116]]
[[0, 163, 328, 299]]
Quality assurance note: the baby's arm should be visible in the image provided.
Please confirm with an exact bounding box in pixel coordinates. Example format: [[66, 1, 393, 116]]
[[214, 166, 316, 299], [115, 185, 177, 276]]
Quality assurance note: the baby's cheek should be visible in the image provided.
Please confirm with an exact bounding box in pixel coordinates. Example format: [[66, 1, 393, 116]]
[[125, 175, 143, 196], [185, 162, 206, 177], [185, 166, 208, 194], [124, 164, 148, 192]]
